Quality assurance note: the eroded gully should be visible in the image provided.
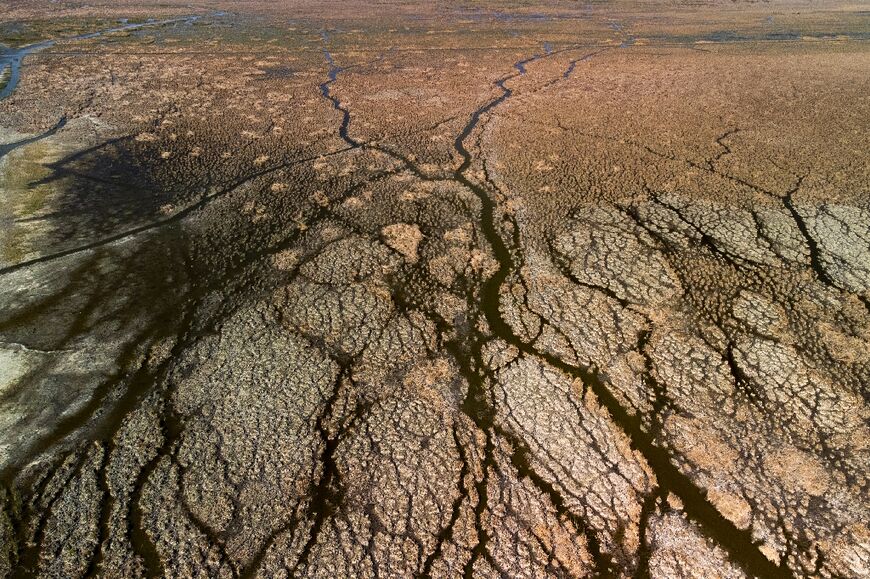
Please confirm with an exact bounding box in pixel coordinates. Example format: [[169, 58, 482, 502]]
[[320, 38, 792, 576], [8, 37, 801, 577], [448, 49, 795, 579]]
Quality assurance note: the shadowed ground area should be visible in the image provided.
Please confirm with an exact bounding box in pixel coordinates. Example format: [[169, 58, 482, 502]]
[[0, 1, 868, 577]]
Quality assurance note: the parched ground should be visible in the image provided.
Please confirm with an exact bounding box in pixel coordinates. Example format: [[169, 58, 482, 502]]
[[0, 1, 868, 577]]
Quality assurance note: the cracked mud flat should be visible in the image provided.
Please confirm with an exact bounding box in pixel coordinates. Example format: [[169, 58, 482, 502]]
[[0, 1, 869, 577]]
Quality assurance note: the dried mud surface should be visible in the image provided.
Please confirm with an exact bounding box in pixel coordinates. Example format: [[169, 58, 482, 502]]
[[0, 1, 868, 577]]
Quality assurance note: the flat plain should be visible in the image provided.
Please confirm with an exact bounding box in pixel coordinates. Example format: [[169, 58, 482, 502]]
[[0, 1, 868, 577]]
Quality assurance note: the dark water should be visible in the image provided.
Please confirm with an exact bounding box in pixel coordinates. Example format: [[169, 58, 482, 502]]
[[319, 40, 359, 147]]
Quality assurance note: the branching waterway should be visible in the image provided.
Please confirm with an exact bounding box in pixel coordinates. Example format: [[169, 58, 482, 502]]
[[447, 49, 794, 578], [1, 8, 867, 577]]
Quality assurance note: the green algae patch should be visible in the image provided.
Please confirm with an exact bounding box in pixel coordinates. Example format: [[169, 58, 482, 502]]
[[0, 138, 62, 265]]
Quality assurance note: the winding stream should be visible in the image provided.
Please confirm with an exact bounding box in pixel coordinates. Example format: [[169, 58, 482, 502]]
[[0, 39, 53, 100], [319, 45, 360, 147], [450, 50, 794, 579], [0, 16, 201, 101]]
